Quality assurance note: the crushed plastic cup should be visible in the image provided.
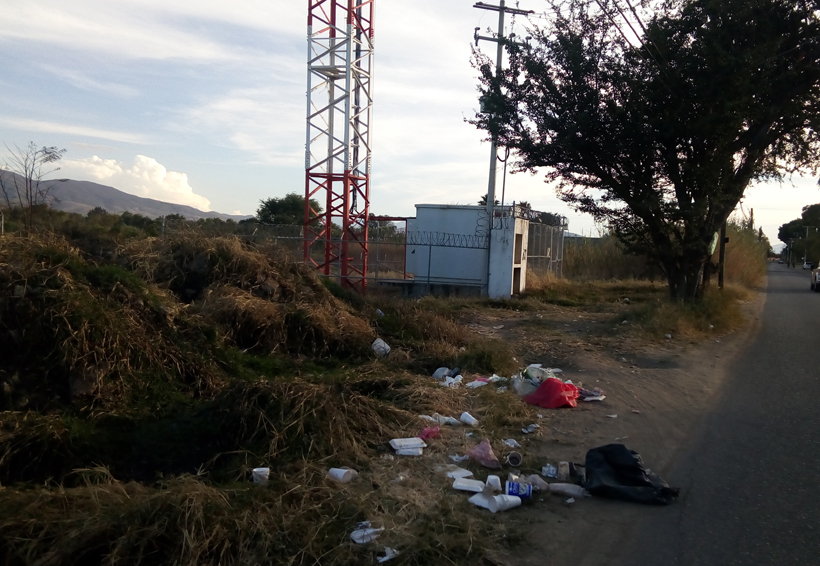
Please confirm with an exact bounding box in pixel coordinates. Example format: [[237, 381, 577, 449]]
[[350, 522, 384, 544], [488, 494, 522, 513], [328, 467, 358, 483], [485, 475, 502, 491], [374, 308, 385, 318], [468, 492, 493, 510], [503, 438, 521, 448], [371, 338, 391, 357], [433, 413, 461, 426], [377, 547, 399, 563], [460, 412, 479, 426], [452, 477, 486, 493], [506, 451, 523, 467], [522, 423, 540, 434], [252, 467, 270, 485], [505, 480, 533, 499]]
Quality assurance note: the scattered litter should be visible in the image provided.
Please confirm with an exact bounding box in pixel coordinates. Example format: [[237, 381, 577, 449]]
[[503, 439, 521, 448], [432, 413, 461, 426], [505, 481, 533, 499], [489, 494, 522, 513], [496, 386, 508, 393], [606, 414, 618, 419], [488, 374, 508, 383], [511, 375, 538, 396], [452, 477, 486, 493], [505, 451, 523, 467], [465, 432, 475, 437], [578, 386, 605, 402], [449, 454, 469, 463], [547, 483, 589, 498], [439, 375, 463, 388], [537, 413, 544, 419], [486, 475, 502, 491], [524, 377, 580, 409], [377, 547, 399, 563], [375, 309, 385, 318], [521, 423, 540, 434], [557, 461, 570, 481], [380, 454, 394, 461], [665, 334, 672, 340], [252, 467, 270, 486], [371, 338, 391, 357], [389, 473, 408, 484], [584, 444, 679, 505], [327, 467, 358, 483], [445, 467, 474, 480], [419, 426, 440, 440], [623, 297, 630, 304], [466, 380, 488, 389], [542, 463, 558, 478], [493, 324, 504, 329], [350, 522, 384, 544], [418, 414, 436, 422], [467, 439, 501, 469], [432, 367, 450, 380], [631, 409, 641, 414], [565, 497, 576, 505], [468, 492, 493, 510], [615, 436, 629, 441], [460, 412, 479, 426], [390, 438, 427, 456], [519, 474, 550, 491]]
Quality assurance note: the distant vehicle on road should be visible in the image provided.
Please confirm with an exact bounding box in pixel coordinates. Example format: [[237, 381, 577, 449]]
[[803, 261, 813, 269], [811, 266, 820, 291], [778, 259, 784, 264]]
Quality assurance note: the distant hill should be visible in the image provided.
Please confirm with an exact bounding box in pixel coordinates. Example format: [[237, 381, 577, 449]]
[[0, 170, 252, 221]]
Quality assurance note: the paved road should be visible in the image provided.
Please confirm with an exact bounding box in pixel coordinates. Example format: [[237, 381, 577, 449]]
[[616, 264, 820, 565]]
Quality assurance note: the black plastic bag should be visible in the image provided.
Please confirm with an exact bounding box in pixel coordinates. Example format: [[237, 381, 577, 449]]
[[584, 444, 680, 505]]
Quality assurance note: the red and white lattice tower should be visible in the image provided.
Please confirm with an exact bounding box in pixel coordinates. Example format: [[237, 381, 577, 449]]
[[305, 0, 374, 291]]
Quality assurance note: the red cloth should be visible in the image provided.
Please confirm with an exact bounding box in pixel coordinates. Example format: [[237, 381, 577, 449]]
[[524, 377, 579, 409]]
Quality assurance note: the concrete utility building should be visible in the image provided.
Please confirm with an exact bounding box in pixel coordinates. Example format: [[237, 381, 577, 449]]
[[404, 204, 530, 299]]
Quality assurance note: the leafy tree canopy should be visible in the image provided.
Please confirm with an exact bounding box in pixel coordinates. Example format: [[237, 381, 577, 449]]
[[472, 0, 820, 299], [256, 193, 322, 225]]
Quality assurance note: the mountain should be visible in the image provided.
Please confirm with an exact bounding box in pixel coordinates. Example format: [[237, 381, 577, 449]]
[[0, 170, 252, 221]]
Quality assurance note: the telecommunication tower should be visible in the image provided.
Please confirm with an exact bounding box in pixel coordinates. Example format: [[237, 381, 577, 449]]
[[304, 0, 375, 292]]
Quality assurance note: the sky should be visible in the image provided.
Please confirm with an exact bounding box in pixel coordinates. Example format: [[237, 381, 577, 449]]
[[0, 0, 817, 247]]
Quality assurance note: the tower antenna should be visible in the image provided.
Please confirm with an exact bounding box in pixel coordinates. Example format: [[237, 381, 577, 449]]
[[305, 0, 375, 291]]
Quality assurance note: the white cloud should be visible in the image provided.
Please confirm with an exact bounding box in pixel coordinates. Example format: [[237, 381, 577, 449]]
[[60, 155, 211, 211], [182, 85, 305, 165], [0, 117, 148, 145], [39, 65, 139, 97]]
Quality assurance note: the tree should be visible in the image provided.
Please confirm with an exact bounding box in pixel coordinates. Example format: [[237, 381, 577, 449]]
[[256, 193, 322, 225], [478, 193, 500, 206], [0, 142, 66, 229], [472, 0, 820, 299]]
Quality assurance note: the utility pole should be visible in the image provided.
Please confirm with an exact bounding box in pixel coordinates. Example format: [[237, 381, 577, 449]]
[[718, 222, 727, 289], [473, 1, 533, 220]]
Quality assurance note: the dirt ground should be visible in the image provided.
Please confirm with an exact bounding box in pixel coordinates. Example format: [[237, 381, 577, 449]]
[[451, 291, 765, 566]]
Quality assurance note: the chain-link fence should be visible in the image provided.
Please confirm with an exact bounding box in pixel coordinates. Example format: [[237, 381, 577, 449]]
[[161, 208, 566, 290]]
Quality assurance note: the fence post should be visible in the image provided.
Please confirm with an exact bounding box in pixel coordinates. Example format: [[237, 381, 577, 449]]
[[427, 245, 432, 294], [0, 209, 4, 236]]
